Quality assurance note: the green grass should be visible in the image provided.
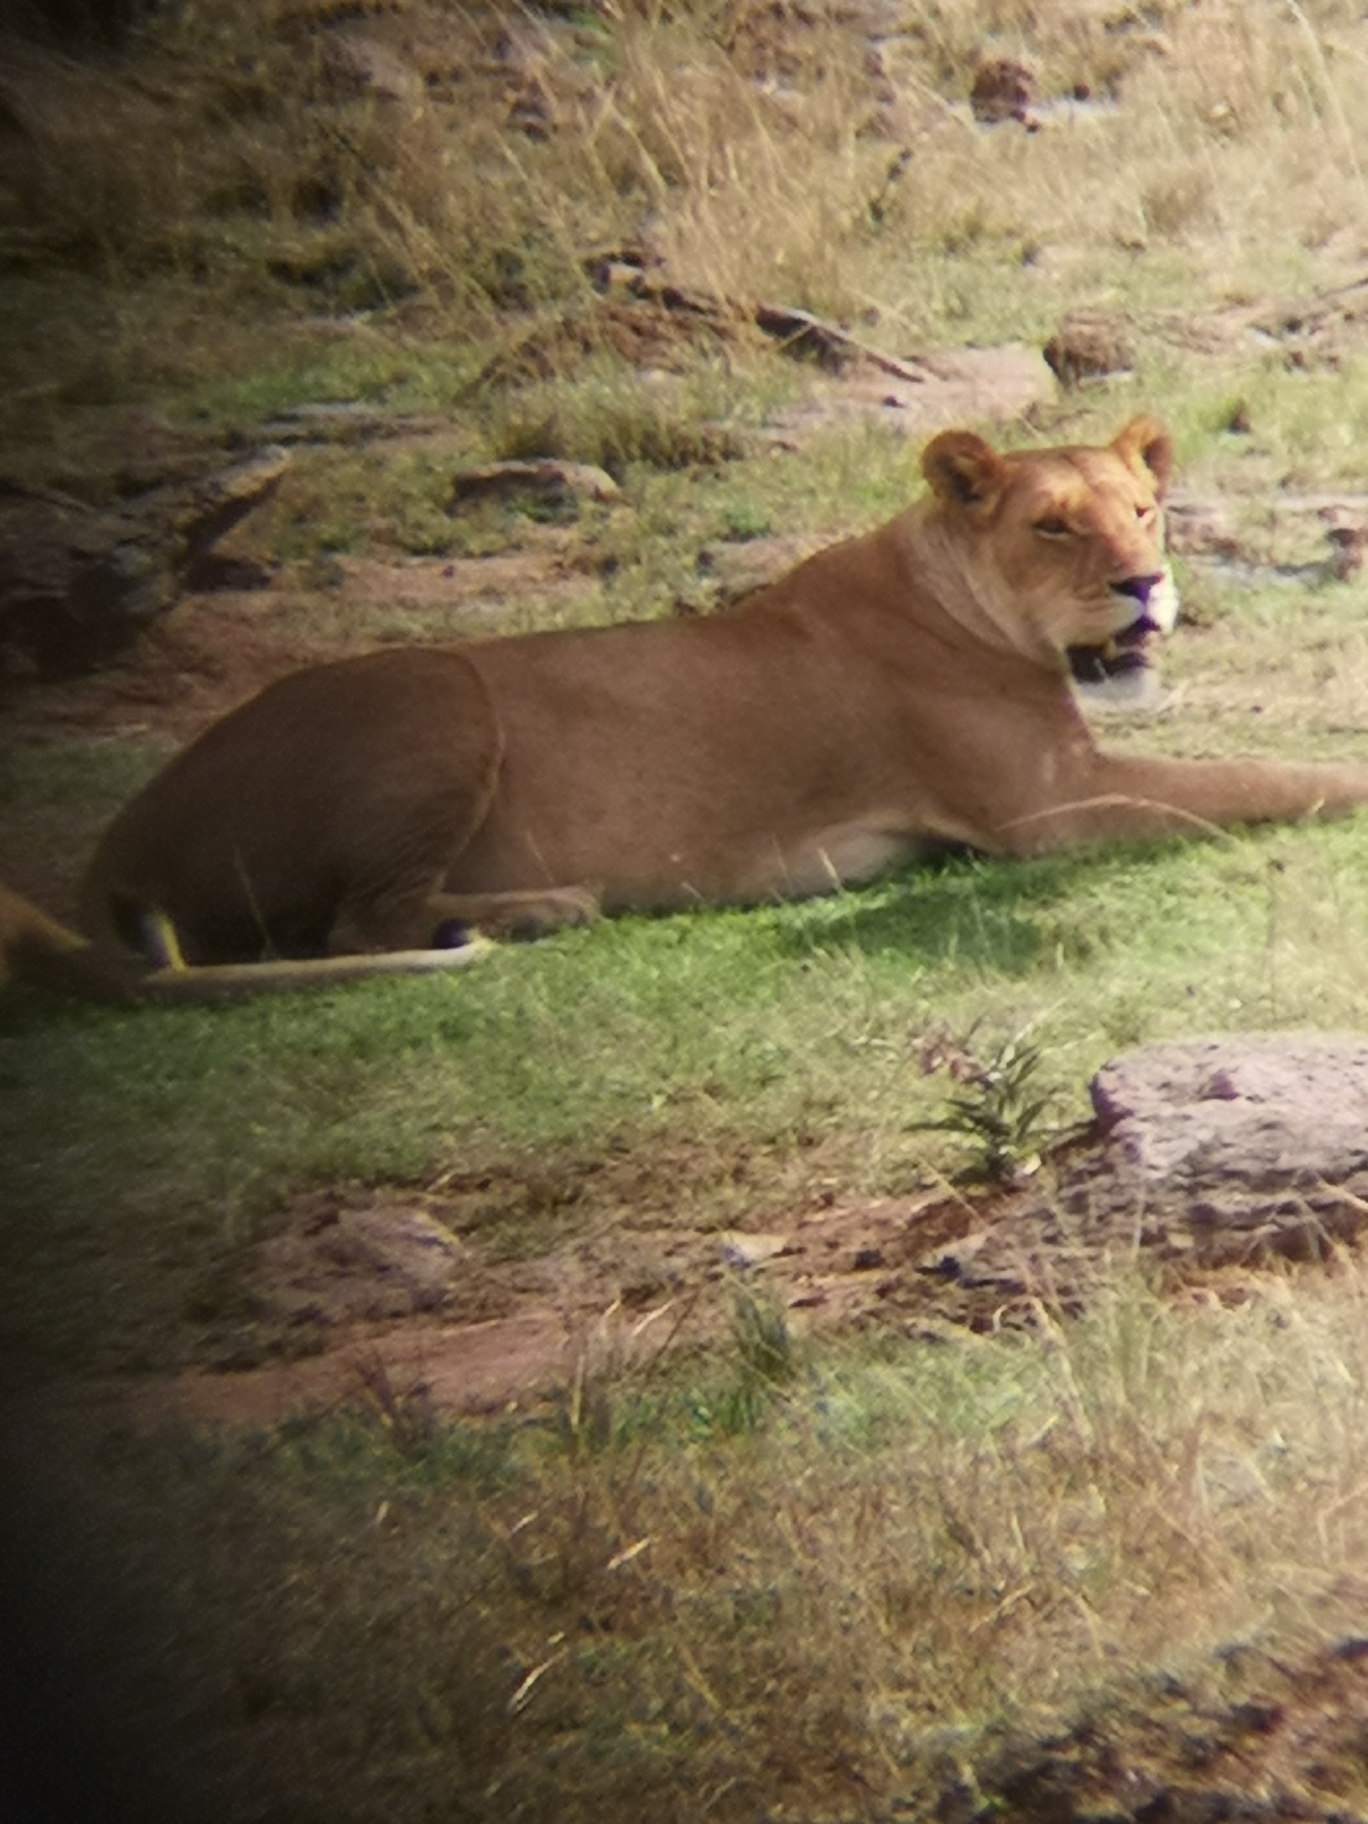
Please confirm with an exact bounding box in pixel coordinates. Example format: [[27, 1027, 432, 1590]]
[[171, 335, 478, 427], [7, 815, 1368, 1380], [10, 346, 1368, 1824]]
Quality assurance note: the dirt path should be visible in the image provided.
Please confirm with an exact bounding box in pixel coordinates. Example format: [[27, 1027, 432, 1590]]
[[135, 1180, 998, 1427]]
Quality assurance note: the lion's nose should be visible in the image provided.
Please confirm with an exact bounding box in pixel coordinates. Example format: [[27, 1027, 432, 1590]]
[[1113, 573, 1165, 607], [1116, 572, 1167, 609]]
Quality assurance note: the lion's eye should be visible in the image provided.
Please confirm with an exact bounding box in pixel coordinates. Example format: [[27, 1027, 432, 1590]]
[[1034, 515, 1071, 538]]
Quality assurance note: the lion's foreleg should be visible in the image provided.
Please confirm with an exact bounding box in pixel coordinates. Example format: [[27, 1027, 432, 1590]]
[[997, 754, 1368, 854]]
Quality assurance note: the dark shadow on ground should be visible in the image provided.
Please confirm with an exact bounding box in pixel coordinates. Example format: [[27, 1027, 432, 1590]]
[[767, 841, 1187, 976]]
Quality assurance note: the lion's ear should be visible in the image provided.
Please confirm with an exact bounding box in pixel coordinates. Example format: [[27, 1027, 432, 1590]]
[[1112, 416, 1173, 496], [922, 431, 1007, 509]]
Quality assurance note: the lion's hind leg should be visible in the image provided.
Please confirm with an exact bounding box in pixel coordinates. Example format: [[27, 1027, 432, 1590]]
[[423, 886, 600, 942], [327, 882, 599, 952]]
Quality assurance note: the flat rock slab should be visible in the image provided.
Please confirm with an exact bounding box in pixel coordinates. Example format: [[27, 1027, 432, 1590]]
[[447, 458, 621, 507], [0, 447, 287, 677], [1075, 1033, 1368, 1260], [1092, 1033, 1368, 1189]]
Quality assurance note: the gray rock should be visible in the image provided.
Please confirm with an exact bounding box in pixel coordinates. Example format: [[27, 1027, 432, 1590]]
[[447, 458, 620, 510], [1073, 1033, 1368, 1262], [921, 1034, 1368, 1320], [0, 446, 287, 677]]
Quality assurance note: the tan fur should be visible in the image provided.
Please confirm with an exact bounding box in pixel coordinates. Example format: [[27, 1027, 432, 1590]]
[[7, 416, 1368, 1003]]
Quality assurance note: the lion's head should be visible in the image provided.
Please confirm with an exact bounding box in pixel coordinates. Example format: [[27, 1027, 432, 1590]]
[[919, 415, 1177, 695]]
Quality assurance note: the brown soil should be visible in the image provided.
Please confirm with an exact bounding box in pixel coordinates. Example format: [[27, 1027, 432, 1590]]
[[963, 1633, 1368, 1822], [151, 1177, 1011, 1428], [153, 1103, 1303, 1439]]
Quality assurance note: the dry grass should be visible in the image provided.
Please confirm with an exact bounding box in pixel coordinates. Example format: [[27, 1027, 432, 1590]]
[[7, 0, 1368, 381], [14, 1267, 1368, 1820], [376, 1260, 1368, 1810]]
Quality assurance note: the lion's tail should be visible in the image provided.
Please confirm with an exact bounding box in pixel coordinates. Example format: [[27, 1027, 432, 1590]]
[[0, 880, 146, 1004], [0, 880, 492, 1006]]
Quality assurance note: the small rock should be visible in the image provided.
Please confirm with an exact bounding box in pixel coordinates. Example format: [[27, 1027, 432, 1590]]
[[1320, 516, 1368, 582], [1043, 310, 1137, 387], [447, 459, 621, 510], [719, 1231, 790, 1269], [970, 57, 1037, 126]]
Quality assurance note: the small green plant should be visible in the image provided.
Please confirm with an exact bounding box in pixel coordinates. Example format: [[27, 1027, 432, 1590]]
[[720, 501, 772, 541], [684, 1283, 798, 1436], [720, 1283, 796, 1433], [925, 1026, 1059, 1183]]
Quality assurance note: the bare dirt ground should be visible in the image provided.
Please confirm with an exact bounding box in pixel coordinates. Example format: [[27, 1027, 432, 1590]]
[[148, 1177, 1016, 1428], [953, 1632, 1368, 1823]]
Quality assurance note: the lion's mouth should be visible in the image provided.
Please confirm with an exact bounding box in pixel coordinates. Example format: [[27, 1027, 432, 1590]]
[[1067, 612, 1161, 685]]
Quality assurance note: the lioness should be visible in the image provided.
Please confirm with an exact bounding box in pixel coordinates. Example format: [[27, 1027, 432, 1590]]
[[6, 414, 1368, 1003]]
